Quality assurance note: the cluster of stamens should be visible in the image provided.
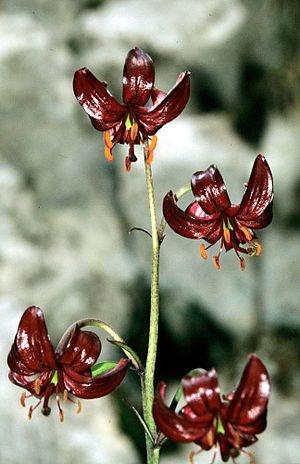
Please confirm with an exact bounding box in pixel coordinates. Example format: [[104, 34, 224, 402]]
[[103, 114, 157, 171], [199, 220, 262, 271], [20, 374, 81, 422]]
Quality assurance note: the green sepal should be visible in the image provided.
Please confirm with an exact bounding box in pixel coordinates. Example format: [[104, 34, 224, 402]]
[[91, 362, 118, 377]]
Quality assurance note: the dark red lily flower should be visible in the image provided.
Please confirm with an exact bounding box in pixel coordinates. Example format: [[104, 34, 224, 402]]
[[73, 47, 190, 171], [7, 306, 129, 421], [163, 155, 273, 270], [153, 354, 270, 463]]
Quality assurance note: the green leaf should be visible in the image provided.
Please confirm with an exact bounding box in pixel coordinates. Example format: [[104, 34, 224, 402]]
[[91, 362, 118, 377], [50, 370, 58, 385]]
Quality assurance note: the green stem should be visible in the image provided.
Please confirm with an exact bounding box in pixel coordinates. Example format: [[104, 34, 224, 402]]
[[142, 145, 161, 464]]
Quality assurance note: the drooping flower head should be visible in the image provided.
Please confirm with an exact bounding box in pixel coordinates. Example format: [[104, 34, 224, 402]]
[[7, 306, 129, 421], [73, 47, 190, 171], [163, 155, 273, 270], [153, 354, 271, 463]]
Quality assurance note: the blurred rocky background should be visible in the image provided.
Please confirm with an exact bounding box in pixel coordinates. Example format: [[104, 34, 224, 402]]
[[0, 0, 299, 462]]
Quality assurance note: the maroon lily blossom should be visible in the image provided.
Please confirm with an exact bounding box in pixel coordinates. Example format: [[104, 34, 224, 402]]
[[153, 354, 271, 463], [7, 306, 129, 421], [73, 47, 190, 171], [163, 155, 273, 270]]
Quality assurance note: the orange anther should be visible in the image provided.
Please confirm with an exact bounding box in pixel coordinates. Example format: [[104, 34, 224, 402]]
[[223, 226, 231, 244], [149, 135, 157, 151], [104, 130, 114, 149], [59, 410, 64, 423], [146, 149, 154, 164], [34, 378, 41, 395], [77, 400, 82, 415], [20, 392, 27, 407], [200, 243, 208, 260], [254, 242, 262, 256], [63, 389, 68, 402], [130, 122, 138, 141], [104, 146, 114, 161], [28, 405, 34, 421], [213, 256, 220, 270], [240, 226, 252, 241]]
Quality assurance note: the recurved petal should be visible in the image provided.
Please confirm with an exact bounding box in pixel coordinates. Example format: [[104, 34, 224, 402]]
[[7, 306, 57, 374], [63, 358, 129, 399], [153, 382, 209, 442], [238, 155, 274, 221], [57, 325, 101, 373], [182, 368, 222, 416], [163, 191, 221, 240], [191, 166, 231, 214], [137, 71, 190, 135], [8, 370, 52, 395], [122, 47, 155, 106], [73, 68, 126, 130], [226, 355, 270, 432], [237, 202, 273, 230]]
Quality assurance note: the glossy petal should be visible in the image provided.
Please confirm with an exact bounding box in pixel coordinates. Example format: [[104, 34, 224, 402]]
[[122, 47, 155, 106], [191, 166, 231, 214], [63, 358, 129, 399], [8, 370, 52, 395], [137, 71, 190, 135], [153, 382, 211, 442], [163, 191, 221, 240], [57, 325, 101, 373], [237, 155, 274, 222], [182, 369, 222, 416], [226, 355, 270, 436], [7, 306, 57, 375], [73, 68, 126, 130]]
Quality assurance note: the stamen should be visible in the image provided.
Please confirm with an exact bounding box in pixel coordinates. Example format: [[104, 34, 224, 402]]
[[130, 122, 138, 142], [254, 241, 262, 256], [104, 130, 114, 149], [247, 247, 256, 256], [20, 392, 27, 407], [28, 405, 34, 421], [59, 410, 64, 423], [146, 135, 157, 165], [34, 378, 41, 395], [240, 226, 252, 242], [76, 400, 82, 415], [223, 226, 231, 244], [188, 448, 202, 464], [200, 243, 208, 260], [239, 256, 246, 271], [213, 256, 220, 270], [63, 389, 69, 402], [104, 146, 114, 161], [124, 156, 132, 172]]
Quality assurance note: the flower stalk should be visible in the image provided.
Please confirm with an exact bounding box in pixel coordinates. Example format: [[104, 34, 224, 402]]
[[142, 140, 161, 464]]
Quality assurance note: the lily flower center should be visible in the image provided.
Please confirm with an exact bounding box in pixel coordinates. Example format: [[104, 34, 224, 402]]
[[20, 370, 81, 422]]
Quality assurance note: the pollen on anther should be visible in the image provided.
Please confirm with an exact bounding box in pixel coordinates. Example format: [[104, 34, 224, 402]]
[[77, 400, 82, 415], [59, 410, 64, 423], [240, 226, 253, 242], [223, 226, 231, 244], [200, 244, 208, 260], [254, 242, 262, 256], [213, 256, 220, 270], [104, 130, 114, 149], [34, 378, 41, 395], [28, 405, 34, 421], [104, 146, 114, 161], [63, 389, 69, 402], [130, 122, 138, 141], [20, 392, 27, 407]]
